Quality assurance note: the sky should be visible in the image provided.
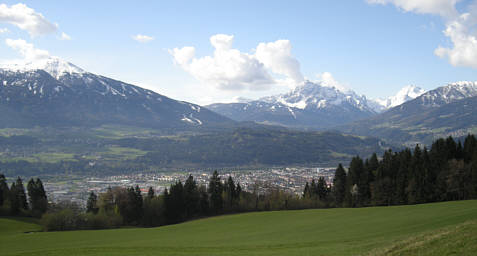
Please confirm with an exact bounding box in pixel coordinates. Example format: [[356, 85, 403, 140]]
[[1, 0, 477, 105]]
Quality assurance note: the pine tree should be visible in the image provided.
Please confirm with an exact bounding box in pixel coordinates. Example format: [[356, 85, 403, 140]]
[[86, 191, 98, 214], [225, 176, 237, 209], [236, 183, 242, 200], [10, 177, 28, 215], [0, 174, 9, 207], [27, 178, 47, 216], [332, 164, 347, 207], [9, 182, 19, 215], [303, 182, 311, 199], [184, 175, 199, 218], [208, 171, 223, 214], [147, 187, 155, 199], [316, 177, 328, 201], [134, 185, 143, 222], [198, 185, 210, 216], [16, 177, 28, 211]]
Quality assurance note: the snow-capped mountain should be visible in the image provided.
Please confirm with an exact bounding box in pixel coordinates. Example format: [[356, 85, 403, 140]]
[[339, 81, 477, 145], [262, 81, 374, 112], [0, 57, 232, 129], [369, 85, 426, 112], [418, 81, 477, 107], [0, 57, 85, 79], [207, 81, 376, 129]]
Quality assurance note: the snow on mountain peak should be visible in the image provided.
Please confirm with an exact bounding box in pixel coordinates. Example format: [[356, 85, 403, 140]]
[[371, 85, 426, 112], [419, 81, 477, 107], [261, 80, 372, 112], [0, 57, 85, 79]]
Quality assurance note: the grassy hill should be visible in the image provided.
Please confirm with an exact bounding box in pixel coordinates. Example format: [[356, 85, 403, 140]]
[[2, 200, 477, 256]]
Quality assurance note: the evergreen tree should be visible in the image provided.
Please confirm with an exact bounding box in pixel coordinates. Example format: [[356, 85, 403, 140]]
[[198, 185, 210, 216], [9, 182, 19, 215], [27, 178, 47, 216], [134, 185, 144, 222], [16, 177, 28, 211], [9, 178, 28, 215], [147, 187, 155, 199], [332, 164, 347, 207], [348, 156, 366, 206], [225, 176, 237, 209], [464, 134, 477, 163], [184, 175, 199, 218], [208, 171, 223, 214], [316, 177, 328, 201], [86, 191, 98, 214], [236, 183, 242, 200], [303, 182, 311, 198], [0, 174, 9, 207]]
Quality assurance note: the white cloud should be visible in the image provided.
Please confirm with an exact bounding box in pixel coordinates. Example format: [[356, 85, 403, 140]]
[[316, 72, 349, 92], [255, 40, 304, 83], [5, 38, 50, 61], [367, 0, 477, 69], [60, 32, 71, 40], [366, 0, 460, 18], [0, 27, 8, 33], [169, 34, 303, 91], [0, 3, 57, 37], [132, 34, 154, 43]]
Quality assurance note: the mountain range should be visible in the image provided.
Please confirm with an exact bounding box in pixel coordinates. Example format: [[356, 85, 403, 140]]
[[339, 81, 477, 145], [0, 57, 232, 130], [1, 57, 476, 147], [207, 81, 425, 130]]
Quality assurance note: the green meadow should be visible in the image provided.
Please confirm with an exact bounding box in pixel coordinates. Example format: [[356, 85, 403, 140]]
[[2, 200, 477, 256]]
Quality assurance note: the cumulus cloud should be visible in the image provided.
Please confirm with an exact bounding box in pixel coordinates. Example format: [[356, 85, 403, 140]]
[[255, 40, 304, 83], [5, 38, 50, 61], [366, 0, 460, 18], [0, 3, 57, 37], [132, 34, 154, 43], [367, 0, 477, 69], [170, 34, 303, 91], [316, 72, 349, 92]]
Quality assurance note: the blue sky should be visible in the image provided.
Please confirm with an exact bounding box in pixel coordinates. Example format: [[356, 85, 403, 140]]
[[0, 0, 477, 104]]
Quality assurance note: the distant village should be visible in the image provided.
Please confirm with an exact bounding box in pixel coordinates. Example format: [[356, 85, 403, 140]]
[[44, 167, 336, 207]]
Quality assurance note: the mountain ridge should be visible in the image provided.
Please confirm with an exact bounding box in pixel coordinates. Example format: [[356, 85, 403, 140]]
[[0, 57, 233, 130]]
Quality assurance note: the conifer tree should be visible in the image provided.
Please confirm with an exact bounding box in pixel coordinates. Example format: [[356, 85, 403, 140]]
[[184, 175, 199, 218], [0, 174, 9, 207], [332, 164, 347, 206], [16, 177, 28, 211], [303, 182, 311, 198], [86, 191, 98, 214], [208, 171, 223, 214], [316, 177, 328, 201], [27, 178, 47, 216], [147, 187, 155, 199]]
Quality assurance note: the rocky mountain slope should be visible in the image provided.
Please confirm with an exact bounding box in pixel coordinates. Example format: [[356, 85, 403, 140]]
[[0, 57, 232, 130], [207, 81, 376, 129], [339, 81, 477, 145]]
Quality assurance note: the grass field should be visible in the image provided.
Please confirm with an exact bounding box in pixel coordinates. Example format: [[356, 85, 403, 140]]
[[1, 200, 477, 256]]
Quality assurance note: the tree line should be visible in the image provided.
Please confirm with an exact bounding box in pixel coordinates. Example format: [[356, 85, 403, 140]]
[[0, 175, 47, 217], [330, 135, 477, 207]]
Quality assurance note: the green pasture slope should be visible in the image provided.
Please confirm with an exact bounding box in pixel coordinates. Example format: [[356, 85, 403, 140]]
[[2, 200, 477, 256]]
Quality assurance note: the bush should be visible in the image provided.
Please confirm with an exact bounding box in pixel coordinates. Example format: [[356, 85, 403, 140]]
[[41, 209, 78, 231], [41, 209, 122, 231]]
